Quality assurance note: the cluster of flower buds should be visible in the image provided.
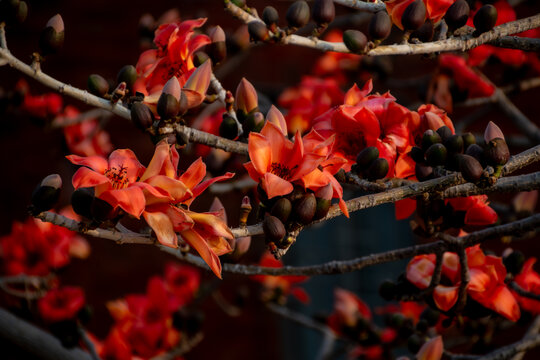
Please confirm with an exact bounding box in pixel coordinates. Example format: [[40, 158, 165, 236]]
[[351, 147, 389, 181], [0, 0, 27, 26], [219, 78, 262, 139], [261, 184, 332, 254], [342, 11, 392, 54], [87, 65, 137, 101], [411, 121, 509, 185], [30, 174, 62, 215]]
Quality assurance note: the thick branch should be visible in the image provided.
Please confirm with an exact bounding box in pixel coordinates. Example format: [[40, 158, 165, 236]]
[[332, 0, 385, 12], [490, 36, 540, 51], [442, 172, 540, 199], [0, 307, 92, 360], [225, 2, 540, 56]]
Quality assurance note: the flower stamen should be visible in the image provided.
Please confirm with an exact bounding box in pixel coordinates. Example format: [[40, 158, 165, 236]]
[[105, 165, 129, 189]]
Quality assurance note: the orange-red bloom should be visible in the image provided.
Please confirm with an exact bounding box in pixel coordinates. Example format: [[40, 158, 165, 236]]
[[327, 288, 372, 334], [406, 245, 520, 321], [38, 286, 85, 323], [513, 258, 540, 314], [386, 0, 454, 30], [244, 121, 326, 199], [446, 195, 498, 226]]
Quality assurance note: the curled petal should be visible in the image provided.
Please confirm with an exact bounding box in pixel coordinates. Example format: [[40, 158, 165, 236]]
[[143, 210, 177, 248], [140, 140, 177, 181], [180, 228, 223, 278], [187, 210, 233, 239], [146, 175, 191, 203]]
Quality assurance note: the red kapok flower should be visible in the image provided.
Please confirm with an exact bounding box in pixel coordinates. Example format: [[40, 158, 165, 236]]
[[438, 54, 495, 100], [327, 288, 372, 334], [446, 195, 498, 226], [16, 79, 63, 119], [244, 121, 326, 199], [67, 149, 147, 218], [386, 0, 454, 30], [164, 263, 200, 308], [513, 258, 540, 314], [38, 286, 85, 323], [251, 252, 310, 304]]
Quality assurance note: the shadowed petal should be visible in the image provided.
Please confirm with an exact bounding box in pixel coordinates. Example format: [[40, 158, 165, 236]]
[[433, 285, 459, 312], [100, 186, 145, 219]]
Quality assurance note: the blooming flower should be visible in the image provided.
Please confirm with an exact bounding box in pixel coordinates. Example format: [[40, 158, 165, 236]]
[[513, 258, 540, 314], [16, 79, 63, 119], [251, 252, 309, 304], [406, 245, 520, 321], [386, 0, 455, 30], [38, 286, 85, 323], [244, 121, 326, 199], [278, 76, 344, 134], [164, 262, 201, 308], [446, 195, 498, 226]]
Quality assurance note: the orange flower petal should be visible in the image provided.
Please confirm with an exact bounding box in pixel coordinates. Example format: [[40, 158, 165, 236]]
[[433, 285, 459, 312], [261, 172, 294, 199], [99, 186, 145, 219], [143, 210, 177, 248], [66, 154, 108, 173], [146, 175, 191, 203], [180, 228, 223, 278], [71, 167, 110, 189], [248, 132, 271, 175], [416, 336, 443, 360], [108, 149, 145, 183], [179, 157, 206, 190]]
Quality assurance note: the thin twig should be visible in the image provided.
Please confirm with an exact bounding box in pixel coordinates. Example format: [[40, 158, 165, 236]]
[[266, 302, 335, 336], [509, 282, 540, 302], [453, 246, 470, 313], [210, 73, 243, 136], [490, 36, 540, 51], [332, 0, 385, 12]]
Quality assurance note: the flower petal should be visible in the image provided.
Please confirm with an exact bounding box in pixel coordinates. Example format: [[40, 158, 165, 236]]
[[433, 285, 459, 312], [179, 158, 206, 190], [180, 228, 223, 278], [108, 149, 145, 183], [143, 210, 177, 248], [71, 167, 110, 189], [99, 186, 145, 218], [66, 154, 108, 173], [261, 172, 294, 199], [248, 132, 271, 175]]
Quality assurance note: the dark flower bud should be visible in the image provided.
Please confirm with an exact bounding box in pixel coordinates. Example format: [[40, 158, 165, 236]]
[[91, 196, 115, 223], [293, 193, 317, 224], [208, 26, 227, 64], [473, 4, 497, 35], [366, 157, 389, 180], [343, 30, 368, 54], [410, 20, 434, 42], [39, 14, 65, 56], [356, 146, 379, 169], [71, 187, 94, 219], [410, 146, 425, 163], [465, 143, 484, 163], [503, 250, 525, 275], [245, 111, 264, 133], [0, 0, 26, 24], [425, 143, 447, 166], [263, 215, 286, 242], [193, 51, 210, 67], [117, 65, 137, 92], [462, 132, 476, 150], [416, 319, 429, 333], [402, 0, 426, 31], [443, 134, 464, 154], [421, 129, 441, 151], [378, 280, 396, 301], [87, 74, 109, 97], [31, 174, 62, 214], [313, 184, 332, 220], [407, 333, 425, 354], [286, 1, 310, 29], [313, 0, 335, 26], [262, 6, 279, 29], [15, 1, 27, 24], [484, 138, 509, 166], [420, 308, 440, 327], [287, 185, 306, 203], [445, 0, 470, 31], [369, 11, 392, 41], [436, 125, 452, 142], [415, 163, 433, 181], [219, 114, 239, 139], [130, 102, 154, 131], [271, 198, 292, 223], [157, 77, 181, 119], [459, 154, 483, 183]]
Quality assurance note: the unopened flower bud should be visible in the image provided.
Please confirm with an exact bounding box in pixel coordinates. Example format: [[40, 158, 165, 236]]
[[193, 51, 210, 67], [410, 146, 425, 163], [343, 30, 368, 54], [420, 308, 440, 327], [484, 121, 505, 143], [415, 163, 433, 181], [248, 21, 269, 42], [366, 157, 389, 180], [263, 215, 286, 243], [208, 26, 227, 64], [314, 184, 332, 220], [378, 280, 396, 301], [286, 1, 310, 29], [425, 143, 447, 166], [443, 134, 464, 154], [219, 114, 239, 139], [356, 146, 379, 170], [459, 154, 483, 183], [239, 196, 252, 226], [462, 132, 476, 151], [158, 77, 181, 119], [473, 4, 497, 35], [421, 129, 441, 151], [111, 82, 127, 103], [39, 14, 65, 56], [465, 143, 484, 163], [293, 193, 317, 224], [436, 125, 452, 142], [484, 138, 509, 166], [262, 6, 279, 30], [266, 105, 288, 135], [71, 187, 94, 219], [444, 0, 470, 32], [513, 190, 538, 214], [369, 11, 391, 41], [235, 78, 258, 114], [271, 198, 292, 223], [232, 236, 251, 259], [131, 102, 154, 130], [312, 0, 335, 26], [31, 174, 62, 214], [401, 0, 426, 31], [91, 196, 116, 223], [87, 74, 109, 97], [0, 0, 27, 24], [117, 65, 137, 92], [410, 20, 433, 42], [503, 250, 525, 275], [245, 111, 264, 133]]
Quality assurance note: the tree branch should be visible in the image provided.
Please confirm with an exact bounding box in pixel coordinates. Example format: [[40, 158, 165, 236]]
[[224, 2, 540, 56], [490, 36, 540, 51], [0, 25, 248, 156], [332, 0, 385, 12]]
